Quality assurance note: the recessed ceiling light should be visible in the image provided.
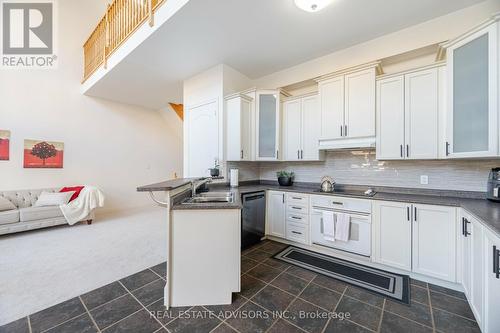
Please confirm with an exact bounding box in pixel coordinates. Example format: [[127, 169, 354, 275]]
[[294, 0, 332, 12]]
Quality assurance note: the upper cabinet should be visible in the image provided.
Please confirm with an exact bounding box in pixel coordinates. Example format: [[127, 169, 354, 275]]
[[283, 94, 323, 161], [225, 94, 253, 161], [256, 90, 286, 161], [376, 65, 445, 160], [441, 17, 499, 158], [316, 63, 380, 150]]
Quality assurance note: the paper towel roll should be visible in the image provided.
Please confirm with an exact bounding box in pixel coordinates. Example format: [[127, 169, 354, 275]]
[[230, 169, 239, 187]]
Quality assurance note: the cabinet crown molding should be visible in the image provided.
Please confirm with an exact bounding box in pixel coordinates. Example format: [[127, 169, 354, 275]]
[[376, 61, 446, 80], [314, 61, 383, 83], [282, 91, 318, 102], [437, 11, 500, 61], [224, 93, 254, 101]]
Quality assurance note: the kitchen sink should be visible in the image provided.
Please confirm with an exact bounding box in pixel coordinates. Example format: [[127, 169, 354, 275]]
[[182, 192, 234, 204]]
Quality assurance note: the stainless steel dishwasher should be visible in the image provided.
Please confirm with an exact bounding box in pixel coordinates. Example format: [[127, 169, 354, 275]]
[[241, 191, 266, 249]]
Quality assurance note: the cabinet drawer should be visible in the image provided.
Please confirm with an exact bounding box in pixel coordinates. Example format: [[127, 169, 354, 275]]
[[286, 213, 308, 225], [287, 203, 308, 214], [287, 193, 309, 204], [286, 222, 308, 244]]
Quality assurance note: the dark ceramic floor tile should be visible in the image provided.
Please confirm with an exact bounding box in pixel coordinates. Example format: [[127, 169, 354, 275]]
[[45, 314, 97, 333], [324, 319, 372, 333], [336, 297, 382, 331], [90, 294, 142, 330], [247, 264, 282, 283], [120, 269, 159, 291], [210, 323, 237, 333], [285, 266, 317, 282], [411, 279, 428, 288], [428, 284, 466, 300], [380, 311, 433, 333], [286, 298, 329, 333], [102, 309, 161, 333], [165, 306, 221, 333], [204, 294, 247, 314], [432, 308, 480, 333], [262, 258, 291, 271], [239, 274, 267, 298], [311, 275, 348, 294], [0, 317, 29, 333], [241, 257, 260, 273], [384, 300, 432, 327], [132, 279, 165, 306], [267, 319, 304, 333], [411, 285, 429, 305], [150, 262, 167, 279], [271, 272, 308, 295], [30, 298, 85, 333], [81, 282, 127, 310], [244, 250, 272, 262], [258, 242, 288, 254], [147, 299, 191, 325], [299, 283, 341, 311], [344, 286, 385, 308], [225, 302, 275, 333], [430, 291, 475, 320], [252, 285, 295, 312]]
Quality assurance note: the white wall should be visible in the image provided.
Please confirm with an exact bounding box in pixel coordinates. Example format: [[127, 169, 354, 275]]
[[254, 0, 500, 88], [0, 0, 183, 214]]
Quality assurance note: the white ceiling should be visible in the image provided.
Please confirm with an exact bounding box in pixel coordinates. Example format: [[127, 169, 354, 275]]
[[86, 0, 485, 109]]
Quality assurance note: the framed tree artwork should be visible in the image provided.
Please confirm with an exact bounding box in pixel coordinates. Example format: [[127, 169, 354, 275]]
[[0, 130, 10, 160], [24, 139, 64, 168]]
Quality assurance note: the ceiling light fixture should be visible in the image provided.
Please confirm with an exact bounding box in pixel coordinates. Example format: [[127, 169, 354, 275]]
[[294, 0, 332, 13]]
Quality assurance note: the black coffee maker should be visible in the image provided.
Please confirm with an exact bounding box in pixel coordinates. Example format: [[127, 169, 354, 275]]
[[487, 168, 500, 202]]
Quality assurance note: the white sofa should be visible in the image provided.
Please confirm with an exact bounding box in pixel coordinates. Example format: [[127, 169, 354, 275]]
[[0, 188, 94, 236]]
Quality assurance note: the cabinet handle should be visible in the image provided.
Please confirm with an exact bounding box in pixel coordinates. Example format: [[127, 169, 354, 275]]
[[292, 197, 302, 200], [320, 218, 324, 233], [462, 217, 466, 236], [282, 194, 285, 203], [332, 201, 343, 206], [276, 150, 279, 159], [291, 216, 302, 220], [400, 145, 403, 158], [494, 245, 500, 279], [464, 219, 471, 237], [301, 150, 303, 159], [340, 125, 343, 137], [406, 145, 410, 158], [414, 206, 417, 222], [407, 207, 410, 222], [291, 206, 302, 210], [446, 142, 450, 156], [345, 125, 348, 137], [241, 150, 244, 159], [297, 150, 300, 159], [292, 231, 302, 235]]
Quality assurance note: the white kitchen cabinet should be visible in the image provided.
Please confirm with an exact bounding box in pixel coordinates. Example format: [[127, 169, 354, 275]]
[[372, 201, 412, 271], [412, 204, 456, 282], [317, 63, 379, 150], [483, 227, 500, 333], [225, 94, 253, 161], [266, 191, 286, 238], [256, 90, 284, 161], [443, 19, 498, 158], [376, 66, 443, 160], [373, 201, 456, 282], [283, 94, 322, 161]]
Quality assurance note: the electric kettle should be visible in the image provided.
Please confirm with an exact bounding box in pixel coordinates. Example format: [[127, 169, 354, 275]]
[[320, 176, 335, 193]]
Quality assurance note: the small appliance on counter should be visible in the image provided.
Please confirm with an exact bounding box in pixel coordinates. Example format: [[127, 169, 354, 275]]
[[487, 168, 500, 202], [230, 169, 239, 187], [320, 176, 335, 193]]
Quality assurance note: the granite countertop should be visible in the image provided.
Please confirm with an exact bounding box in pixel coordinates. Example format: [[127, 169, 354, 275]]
[[137, 178, 201, 192], [141, 179, 500, 237]]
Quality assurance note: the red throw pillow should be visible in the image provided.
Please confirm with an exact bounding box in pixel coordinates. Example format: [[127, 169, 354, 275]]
[[60, 186, 85, 202]]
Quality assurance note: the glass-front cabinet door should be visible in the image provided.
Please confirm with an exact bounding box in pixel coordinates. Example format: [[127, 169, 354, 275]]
[[446, 22, 498, 158], [256, 90, 281, 160]]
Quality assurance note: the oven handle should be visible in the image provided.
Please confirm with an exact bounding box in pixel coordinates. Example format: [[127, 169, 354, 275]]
[[312, 207, 371, 217]]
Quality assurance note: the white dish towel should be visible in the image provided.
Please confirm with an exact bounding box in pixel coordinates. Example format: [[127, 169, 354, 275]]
[[322, 211, 335, 241], [335, 213, 350, 242]]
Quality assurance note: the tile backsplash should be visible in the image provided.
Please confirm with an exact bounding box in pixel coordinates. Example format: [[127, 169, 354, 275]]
[[228, 150, 499, 192]]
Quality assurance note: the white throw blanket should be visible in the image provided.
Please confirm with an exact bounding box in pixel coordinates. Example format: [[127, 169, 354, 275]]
[[60, 186, 105, 225], [335, 213, 350, 242]]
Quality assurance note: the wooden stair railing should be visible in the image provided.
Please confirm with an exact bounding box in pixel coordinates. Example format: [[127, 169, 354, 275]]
[[82, 0, 166, 83], [169, 103, 184, 120]]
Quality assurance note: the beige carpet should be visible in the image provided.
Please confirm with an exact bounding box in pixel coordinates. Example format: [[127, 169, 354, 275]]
[[0, 207, 167, 325]]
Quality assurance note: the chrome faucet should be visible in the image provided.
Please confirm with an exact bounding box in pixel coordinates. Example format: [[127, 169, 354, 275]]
[[191, 177, 212, 197]]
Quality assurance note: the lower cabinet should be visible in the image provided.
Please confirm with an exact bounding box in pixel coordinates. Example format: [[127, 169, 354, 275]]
[[266, 191, 286, 238], [483, 227, 500, 333], [372, 201, 456, 282]]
